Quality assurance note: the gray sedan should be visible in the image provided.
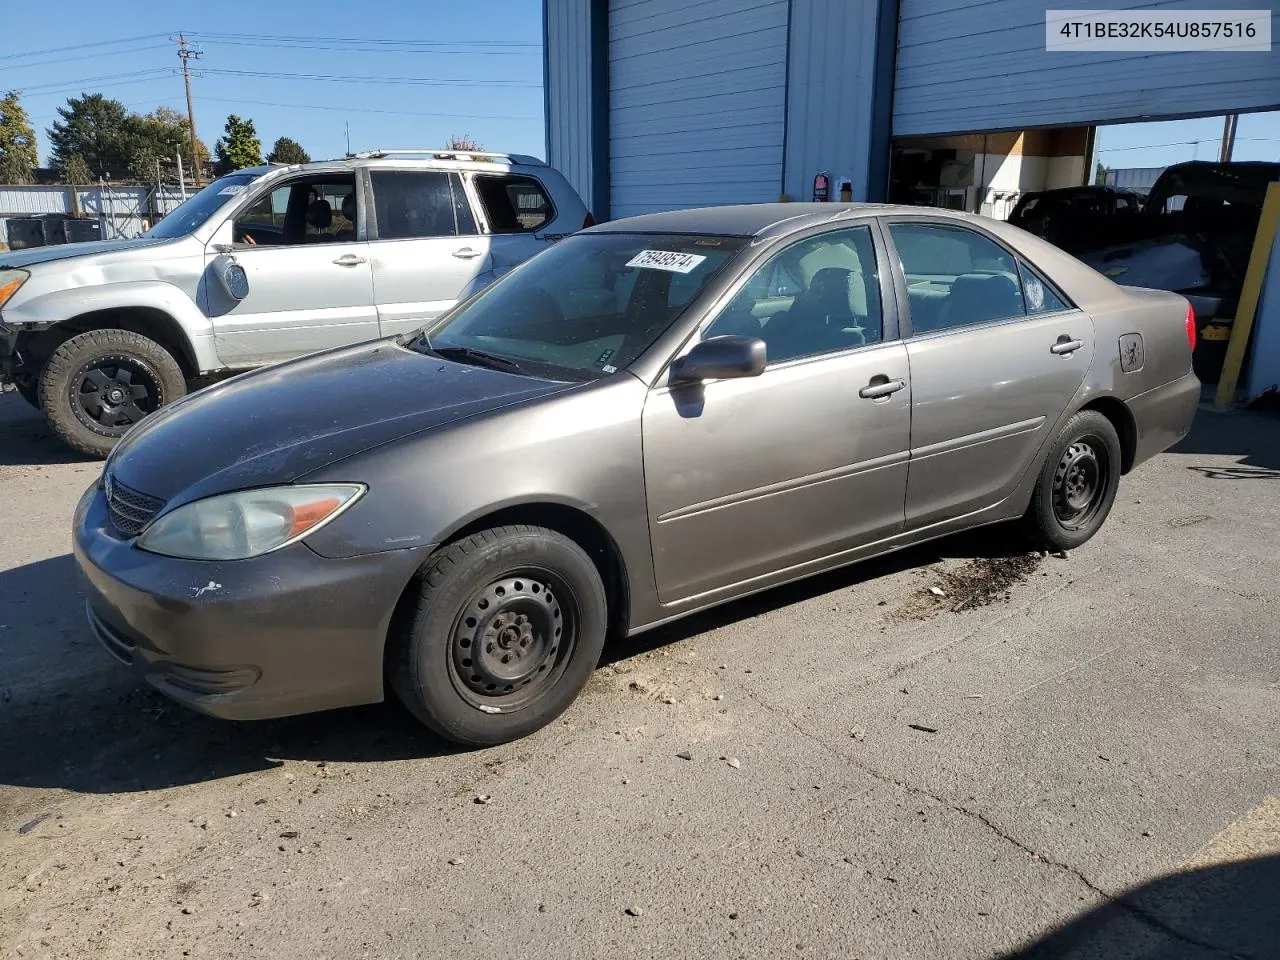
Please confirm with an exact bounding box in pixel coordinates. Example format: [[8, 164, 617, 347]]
[[74, 204, 1200, 746]]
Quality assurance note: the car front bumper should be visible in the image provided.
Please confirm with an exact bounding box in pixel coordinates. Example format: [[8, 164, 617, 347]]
[[73, 482, 428, 720]]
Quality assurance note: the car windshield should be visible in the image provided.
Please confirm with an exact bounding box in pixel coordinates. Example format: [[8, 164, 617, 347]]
[[416, 232, 748, 380], [145, 173, 261, 239]]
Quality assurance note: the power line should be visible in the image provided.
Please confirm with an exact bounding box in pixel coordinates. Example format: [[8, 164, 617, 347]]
[[0, 43, 172, 72], [190, 31, 537, 48], [0, 32, 173, 62], [1098, 137, 1280, 153], [197, 67, 539, 87], [191, 94, 538, 122], [15, 70, 175, 96], [193, 37, 537, 55]]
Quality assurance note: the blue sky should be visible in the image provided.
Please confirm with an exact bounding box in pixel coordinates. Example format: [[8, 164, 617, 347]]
[[4, 2, 1277, 176], [3, 0, 547, 165]]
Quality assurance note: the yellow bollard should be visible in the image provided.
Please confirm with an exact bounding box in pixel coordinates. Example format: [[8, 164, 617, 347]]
[[1215, 181, 1280, 410]]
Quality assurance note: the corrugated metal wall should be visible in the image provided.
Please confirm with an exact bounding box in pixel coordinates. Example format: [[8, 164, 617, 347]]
[[783, 0, 885, 202], [894, 0, 1280, 136], [607, 0, 789, 217], [544, 0, 597, 213], [0, 185, 192, 243]]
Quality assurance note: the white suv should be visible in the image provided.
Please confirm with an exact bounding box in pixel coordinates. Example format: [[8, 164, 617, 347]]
[[0, 149, 591, 456]]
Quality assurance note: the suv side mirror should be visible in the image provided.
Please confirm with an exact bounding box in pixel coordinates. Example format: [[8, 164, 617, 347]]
[[212, 254, 250, 301], [669, 335, 766, 383]]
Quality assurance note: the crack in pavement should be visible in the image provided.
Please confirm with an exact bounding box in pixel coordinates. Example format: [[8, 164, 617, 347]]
[[733, 683, 1240, 958]]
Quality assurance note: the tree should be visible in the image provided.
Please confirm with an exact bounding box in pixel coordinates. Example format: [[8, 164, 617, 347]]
[[446, 134, 484, 151], [1094, 164, 1112, 186], [48, 93, 133, 180], [0, 91, 38, 184], [267, 136, 310, 165], [128, 106, 209, 182], [213, 115, 262, 175], [61, 153, 93, 186]]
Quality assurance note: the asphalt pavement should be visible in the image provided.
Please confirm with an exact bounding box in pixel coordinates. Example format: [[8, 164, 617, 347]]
[[1, 390, 1276, 960]]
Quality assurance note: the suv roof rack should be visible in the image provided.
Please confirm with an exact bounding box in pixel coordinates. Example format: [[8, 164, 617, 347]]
[[344, 149, 545, 166]]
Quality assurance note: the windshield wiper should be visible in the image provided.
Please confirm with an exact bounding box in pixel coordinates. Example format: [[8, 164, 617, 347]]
[[429, 345, 524, 374]]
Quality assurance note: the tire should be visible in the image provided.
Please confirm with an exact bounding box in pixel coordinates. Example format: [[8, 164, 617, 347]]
[[37, 329, 187, 459], [390, 524, 609, 747], [1023, 410, 1122, 552], [13, 376, 40, 409]]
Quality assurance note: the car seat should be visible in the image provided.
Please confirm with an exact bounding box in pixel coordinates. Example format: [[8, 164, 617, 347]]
[[767, 267, 865, 359], [333, 194, 357, 241], [305, 198, 333, 238], [938, 273, 1024, 329]]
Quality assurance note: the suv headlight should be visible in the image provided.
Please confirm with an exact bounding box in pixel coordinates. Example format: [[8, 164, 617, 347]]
[[0, 269, 29, 310], [137, 484, 365, 560]]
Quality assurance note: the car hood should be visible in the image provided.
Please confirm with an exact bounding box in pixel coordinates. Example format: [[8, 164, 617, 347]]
[[108, 339, 574, 505], [0, 237, 172, 269]]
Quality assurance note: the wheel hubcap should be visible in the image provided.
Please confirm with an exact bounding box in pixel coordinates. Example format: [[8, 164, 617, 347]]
[[1053, 438, 1108, 529], [71, 357, 161, 435], [450, 574, 573, 711]]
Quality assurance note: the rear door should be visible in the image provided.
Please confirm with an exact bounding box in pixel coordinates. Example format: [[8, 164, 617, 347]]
[[367, 169, 492, 337], [884, 218, 1095, 528], [469, 172, 561, 279], [208, 173, 378, 366]]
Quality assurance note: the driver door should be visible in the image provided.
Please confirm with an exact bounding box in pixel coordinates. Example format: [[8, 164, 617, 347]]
[[641, 224, 912, 605], [205, 173, 378, 367]]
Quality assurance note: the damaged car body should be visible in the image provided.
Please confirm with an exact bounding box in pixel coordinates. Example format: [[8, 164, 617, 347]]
[[74, 203, 1200, 747]]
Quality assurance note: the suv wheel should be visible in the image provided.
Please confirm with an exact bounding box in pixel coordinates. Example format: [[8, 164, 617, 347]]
[[389, 524, 609, 747], [38, 329, 186, 458]]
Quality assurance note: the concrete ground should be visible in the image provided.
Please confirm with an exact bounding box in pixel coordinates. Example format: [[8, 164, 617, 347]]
[[1, 391, 1277, 960]]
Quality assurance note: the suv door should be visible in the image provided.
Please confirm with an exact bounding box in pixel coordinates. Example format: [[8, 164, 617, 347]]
[[469, 172, 560, 278], [366, 170, 491, 337], [884, 218, 1095, 528], [642, 224, 911, 604], [208, 173, 377, 366]]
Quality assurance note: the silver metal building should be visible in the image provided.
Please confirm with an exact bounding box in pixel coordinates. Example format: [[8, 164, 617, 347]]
[[544, 0, 1280, 220]]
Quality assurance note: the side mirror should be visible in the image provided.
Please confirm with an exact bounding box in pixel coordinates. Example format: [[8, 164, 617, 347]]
[[669, 335, 766, 384], [212, 254, 249, 301]]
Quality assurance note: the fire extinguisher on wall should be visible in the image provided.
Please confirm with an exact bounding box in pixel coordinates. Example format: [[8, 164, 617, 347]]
[[812, 172, 830, 202]]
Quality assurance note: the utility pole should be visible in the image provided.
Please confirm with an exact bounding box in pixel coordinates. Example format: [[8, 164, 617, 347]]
[[176, 34, 203, 185], [1220, 114, 1238, 163]]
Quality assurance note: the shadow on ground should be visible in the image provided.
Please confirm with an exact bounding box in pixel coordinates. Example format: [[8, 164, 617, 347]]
[[1171, 406, 1280, 474], [0, 393, 94, 467], [0, 525, 1028, 796], [999, 853, 1280, 960]]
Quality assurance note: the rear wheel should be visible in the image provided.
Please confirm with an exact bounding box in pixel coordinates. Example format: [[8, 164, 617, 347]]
[[38, 329, 186, 458], [389, 525, 608, 747], [1024, 410, 1122, 551]]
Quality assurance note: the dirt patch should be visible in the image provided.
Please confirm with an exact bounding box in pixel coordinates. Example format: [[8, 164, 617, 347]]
[[891, 554, 1044, 622]]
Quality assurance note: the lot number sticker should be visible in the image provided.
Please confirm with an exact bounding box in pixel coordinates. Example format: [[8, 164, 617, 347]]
[[626, 250, 707, 274]]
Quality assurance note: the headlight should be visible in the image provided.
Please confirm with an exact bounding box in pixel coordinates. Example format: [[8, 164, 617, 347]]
[[0, 269, 29, 309], [137, 484, 364, 560]]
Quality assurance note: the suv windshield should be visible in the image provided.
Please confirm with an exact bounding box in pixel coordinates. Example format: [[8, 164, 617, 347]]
[[146, 173, 261, 239], [417, 232, 747, 380]]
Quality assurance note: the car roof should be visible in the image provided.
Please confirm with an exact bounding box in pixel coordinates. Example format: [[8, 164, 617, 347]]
[[586, 202, 974, 239]]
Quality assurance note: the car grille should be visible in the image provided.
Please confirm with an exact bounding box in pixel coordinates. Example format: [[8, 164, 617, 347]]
[[106, 476, 165, 538]]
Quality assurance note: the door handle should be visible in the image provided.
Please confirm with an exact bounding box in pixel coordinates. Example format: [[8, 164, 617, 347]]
[[858, 377, 906, 400], [452, 247, 483, 259], [1050, 337, 1084, 355], [333, 254, 368, 266]]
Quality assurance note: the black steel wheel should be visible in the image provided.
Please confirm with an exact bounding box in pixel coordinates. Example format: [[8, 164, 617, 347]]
[[448, 571, 579, 712], [1025, 410, 1122, 551], [38, 329, 186, 458], [390, 524, 608, 747]]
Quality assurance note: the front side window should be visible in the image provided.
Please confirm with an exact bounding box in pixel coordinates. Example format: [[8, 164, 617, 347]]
[[418, 233, 746, 380], [370, 171, 471, 239], [704, 226, 883, 364], [473, 174, 553, 233], [889, 222, 1025, 334], [146, 172, 260, 239], [232, 176, 357, 246]]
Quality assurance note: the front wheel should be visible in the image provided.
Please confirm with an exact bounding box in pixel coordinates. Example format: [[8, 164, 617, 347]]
[[1024, 410, 1122, 551], [37, 329, 187, 458], [389, 525, 609, 747]]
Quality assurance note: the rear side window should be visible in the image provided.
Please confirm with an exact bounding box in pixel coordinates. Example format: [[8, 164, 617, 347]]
[[370, 171, 472, 239], [473, 174, 554, 233], [1018, 259, 1071, 315], [889, 222, 1025, 334]]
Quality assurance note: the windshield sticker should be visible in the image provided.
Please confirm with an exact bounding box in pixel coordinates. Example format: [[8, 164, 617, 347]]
[[625, 250, 707, 274], [594, 348, 615, 368], [218, 185, 247, 196]]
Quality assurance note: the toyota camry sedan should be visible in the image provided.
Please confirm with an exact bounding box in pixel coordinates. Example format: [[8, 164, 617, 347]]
[[75, 203, 1200, 746]]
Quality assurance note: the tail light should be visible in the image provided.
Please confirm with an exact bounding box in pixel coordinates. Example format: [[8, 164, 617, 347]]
[[582, 212, 596, 229], [1185, 302, 1197, 352]]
